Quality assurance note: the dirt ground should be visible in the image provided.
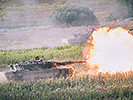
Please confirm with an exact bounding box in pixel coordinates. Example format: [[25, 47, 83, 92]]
[[0, 20, 132, 50], [0, 26, 95, 50]]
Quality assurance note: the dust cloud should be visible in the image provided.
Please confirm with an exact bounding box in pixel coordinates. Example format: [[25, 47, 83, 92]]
[[1, 0, 40, 28], [0, 72, 8, 83]]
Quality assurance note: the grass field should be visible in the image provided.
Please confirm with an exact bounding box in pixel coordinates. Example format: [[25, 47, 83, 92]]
[[0, 44, 133, 100], [0, 44, 85, 69], [0, 0, 133, 99], [0, 71, 132, 100], [0, 44, 84, 66]]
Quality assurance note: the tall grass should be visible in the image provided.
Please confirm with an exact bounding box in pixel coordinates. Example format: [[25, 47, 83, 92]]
[[0, 44, 85, 68], [0, 71, 132, 100]]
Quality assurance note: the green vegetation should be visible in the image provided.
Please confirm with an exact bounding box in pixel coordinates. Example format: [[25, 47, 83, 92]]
[[50, 5, 99, 27], [0, 71, 132, 100], [0, 44, 132, 100], [0, 0, 132, 99], [0, 45, 84, 68]]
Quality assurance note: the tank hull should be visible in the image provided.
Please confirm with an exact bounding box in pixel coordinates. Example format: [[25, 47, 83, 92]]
[[4, 67, 75, 81]]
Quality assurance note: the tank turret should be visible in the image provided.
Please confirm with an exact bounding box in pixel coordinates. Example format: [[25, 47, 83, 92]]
[[10, 60, 86, 71]]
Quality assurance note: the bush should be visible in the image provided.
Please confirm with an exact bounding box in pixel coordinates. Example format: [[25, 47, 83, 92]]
[[50, 5, 99, 27]]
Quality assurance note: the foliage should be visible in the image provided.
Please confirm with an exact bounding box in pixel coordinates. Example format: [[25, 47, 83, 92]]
[[0, 71, 132, 100], [50, 5, 99, 27], [0, 44, 84, 69]]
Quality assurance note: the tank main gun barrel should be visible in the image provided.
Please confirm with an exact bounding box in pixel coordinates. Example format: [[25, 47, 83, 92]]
[[36, 60, 86, 69], [53, 60, 86, 67]]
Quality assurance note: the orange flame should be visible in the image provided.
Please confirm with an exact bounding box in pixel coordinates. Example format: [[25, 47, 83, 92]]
[[86, 26, 133, 74]]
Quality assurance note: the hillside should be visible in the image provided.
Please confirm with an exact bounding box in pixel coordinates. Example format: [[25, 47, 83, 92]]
[[0, 0, 132, 50]]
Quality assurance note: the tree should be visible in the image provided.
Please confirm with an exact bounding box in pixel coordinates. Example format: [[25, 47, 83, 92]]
[[50, 5, 99, 27]]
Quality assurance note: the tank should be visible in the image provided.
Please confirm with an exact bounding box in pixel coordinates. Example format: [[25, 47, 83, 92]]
[[10, 60, 86, 71], [62, 29, 93, 45], [4, 60, 86, 81]]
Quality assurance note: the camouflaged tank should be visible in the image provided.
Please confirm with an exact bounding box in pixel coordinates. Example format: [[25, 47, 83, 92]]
[[62, 29, 93, 45], [4, 60, 85, 81], [9, 60, 85, 71]]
